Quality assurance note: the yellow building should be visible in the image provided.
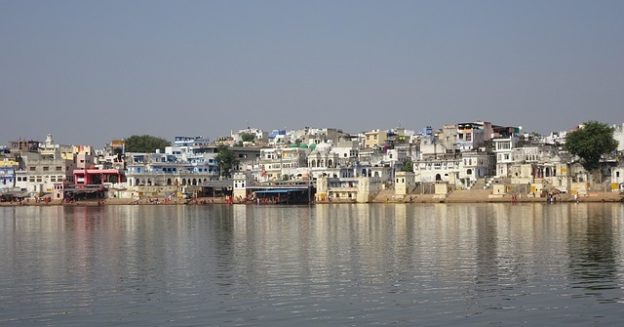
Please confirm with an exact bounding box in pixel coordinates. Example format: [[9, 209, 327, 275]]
[[0, 158, 19, 168], [364, 129, 387, 148]]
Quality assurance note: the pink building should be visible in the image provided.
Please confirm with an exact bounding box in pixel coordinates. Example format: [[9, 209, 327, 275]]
[[73, 169, 124, 187]]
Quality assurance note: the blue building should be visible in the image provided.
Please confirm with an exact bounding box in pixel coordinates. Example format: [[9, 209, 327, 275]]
[[0, 167, 16, 190]]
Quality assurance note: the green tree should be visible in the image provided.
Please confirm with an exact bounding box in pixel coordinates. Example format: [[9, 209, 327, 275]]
[[401, 158, 414, 172], [215, 145, 239, 178], [125, 135, 171, 153], [240, 133, 256, 143], [565, 121, 618, 171]]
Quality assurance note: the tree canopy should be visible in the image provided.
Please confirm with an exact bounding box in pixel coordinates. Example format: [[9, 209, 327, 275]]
[[400, 158, 414, 172], [124, 135, 171, 153], [215, 145, 239, 178], [240, 133, 256, 143], [565, 121, 618, 171]]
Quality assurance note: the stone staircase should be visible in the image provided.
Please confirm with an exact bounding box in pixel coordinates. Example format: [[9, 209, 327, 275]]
[[467, 178, 486, 190], [446, 189, 492, 202], [373, 189, 396, 202], [484, 177, 497, 189]]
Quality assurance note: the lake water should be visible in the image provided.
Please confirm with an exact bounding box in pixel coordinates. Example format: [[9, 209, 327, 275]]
[[1, 203, 624, 326]]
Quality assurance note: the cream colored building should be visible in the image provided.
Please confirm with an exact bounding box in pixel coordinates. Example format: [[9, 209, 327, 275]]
[[364, 129, 388, 149]]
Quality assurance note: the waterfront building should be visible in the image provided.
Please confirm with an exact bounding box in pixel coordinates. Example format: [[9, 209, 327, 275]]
[[395, 171, 415, 196], [124, 152, 218, 199], [258, 147, 308, 182], [459, 150, 495, 186], [0, 166, 16, 190], [15, 153, 75, 195], [315, 175, 382, 203], [413, 155, 462, 185], [611, 166, 624, 192], [493, 136, 518, 177]]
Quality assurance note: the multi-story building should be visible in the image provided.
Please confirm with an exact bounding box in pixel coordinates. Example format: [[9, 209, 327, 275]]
[[0, 166, 16, 191], [456, 122, 489, 152], [363, 129, 388, 149], [124, 151, 218, 198], [459, 150, 495, 185], [15, 154, 75, 194], [258, 147, 308, 182], [413, 155, 462, 184], [493, 136, 518, 177]]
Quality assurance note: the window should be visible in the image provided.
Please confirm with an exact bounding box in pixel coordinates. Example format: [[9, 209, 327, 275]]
[[56, 166, 62, 171], [29, 177, 35, 182], [36, 177, 42, 182], [29, 167, 36, 171], [43, 166, 49, 171]]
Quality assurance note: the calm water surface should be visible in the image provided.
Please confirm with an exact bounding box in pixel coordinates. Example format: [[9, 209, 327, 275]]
[[1, 203, 624, 326]]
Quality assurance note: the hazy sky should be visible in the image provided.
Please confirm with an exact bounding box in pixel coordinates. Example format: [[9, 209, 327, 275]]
[[1, 0, 623, 146]]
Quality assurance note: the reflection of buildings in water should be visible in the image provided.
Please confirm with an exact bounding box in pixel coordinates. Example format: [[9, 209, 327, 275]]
[[568, 204, 618, 294], [232, 204, 247, 242], [394, 204, 408, 246]]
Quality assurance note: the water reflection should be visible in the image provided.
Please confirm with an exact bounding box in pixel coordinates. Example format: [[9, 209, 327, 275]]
[[1, 203, 624, 326]]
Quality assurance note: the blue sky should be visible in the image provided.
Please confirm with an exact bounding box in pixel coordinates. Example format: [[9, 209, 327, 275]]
[[1, 0, 623, 145]]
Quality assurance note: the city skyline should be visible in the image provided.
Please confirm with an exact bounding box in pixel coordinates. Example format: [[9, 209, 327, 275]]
[[2, 0, 623, 145]]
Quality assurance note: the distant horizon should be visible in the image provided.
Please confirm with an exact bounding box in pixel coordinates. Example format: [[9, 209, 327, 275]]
[[2, 1, 623, 146]]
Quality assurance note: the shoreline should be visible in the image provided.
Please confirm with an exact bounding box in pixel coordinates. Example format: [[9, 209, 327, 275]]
[[1, 192, 622, 207]]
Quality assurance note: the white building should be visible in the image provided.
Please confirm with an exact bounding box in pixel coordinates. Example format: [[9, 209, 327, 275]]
[[493, 136, 518, 177], [15, 154, 75, 195], [459, 151, 495, 184], [413, 156, 461, 184]]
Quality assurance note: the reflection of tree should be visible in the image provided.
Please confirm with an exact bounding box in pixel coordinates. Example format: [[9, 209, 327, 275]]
[[568, 204, 618, 300]]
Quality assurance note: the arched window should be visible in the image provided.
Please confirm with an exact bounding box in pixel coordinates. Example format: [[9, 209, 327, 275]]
[[167, 178, 172, 186], [328, 159, 333, 167]]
